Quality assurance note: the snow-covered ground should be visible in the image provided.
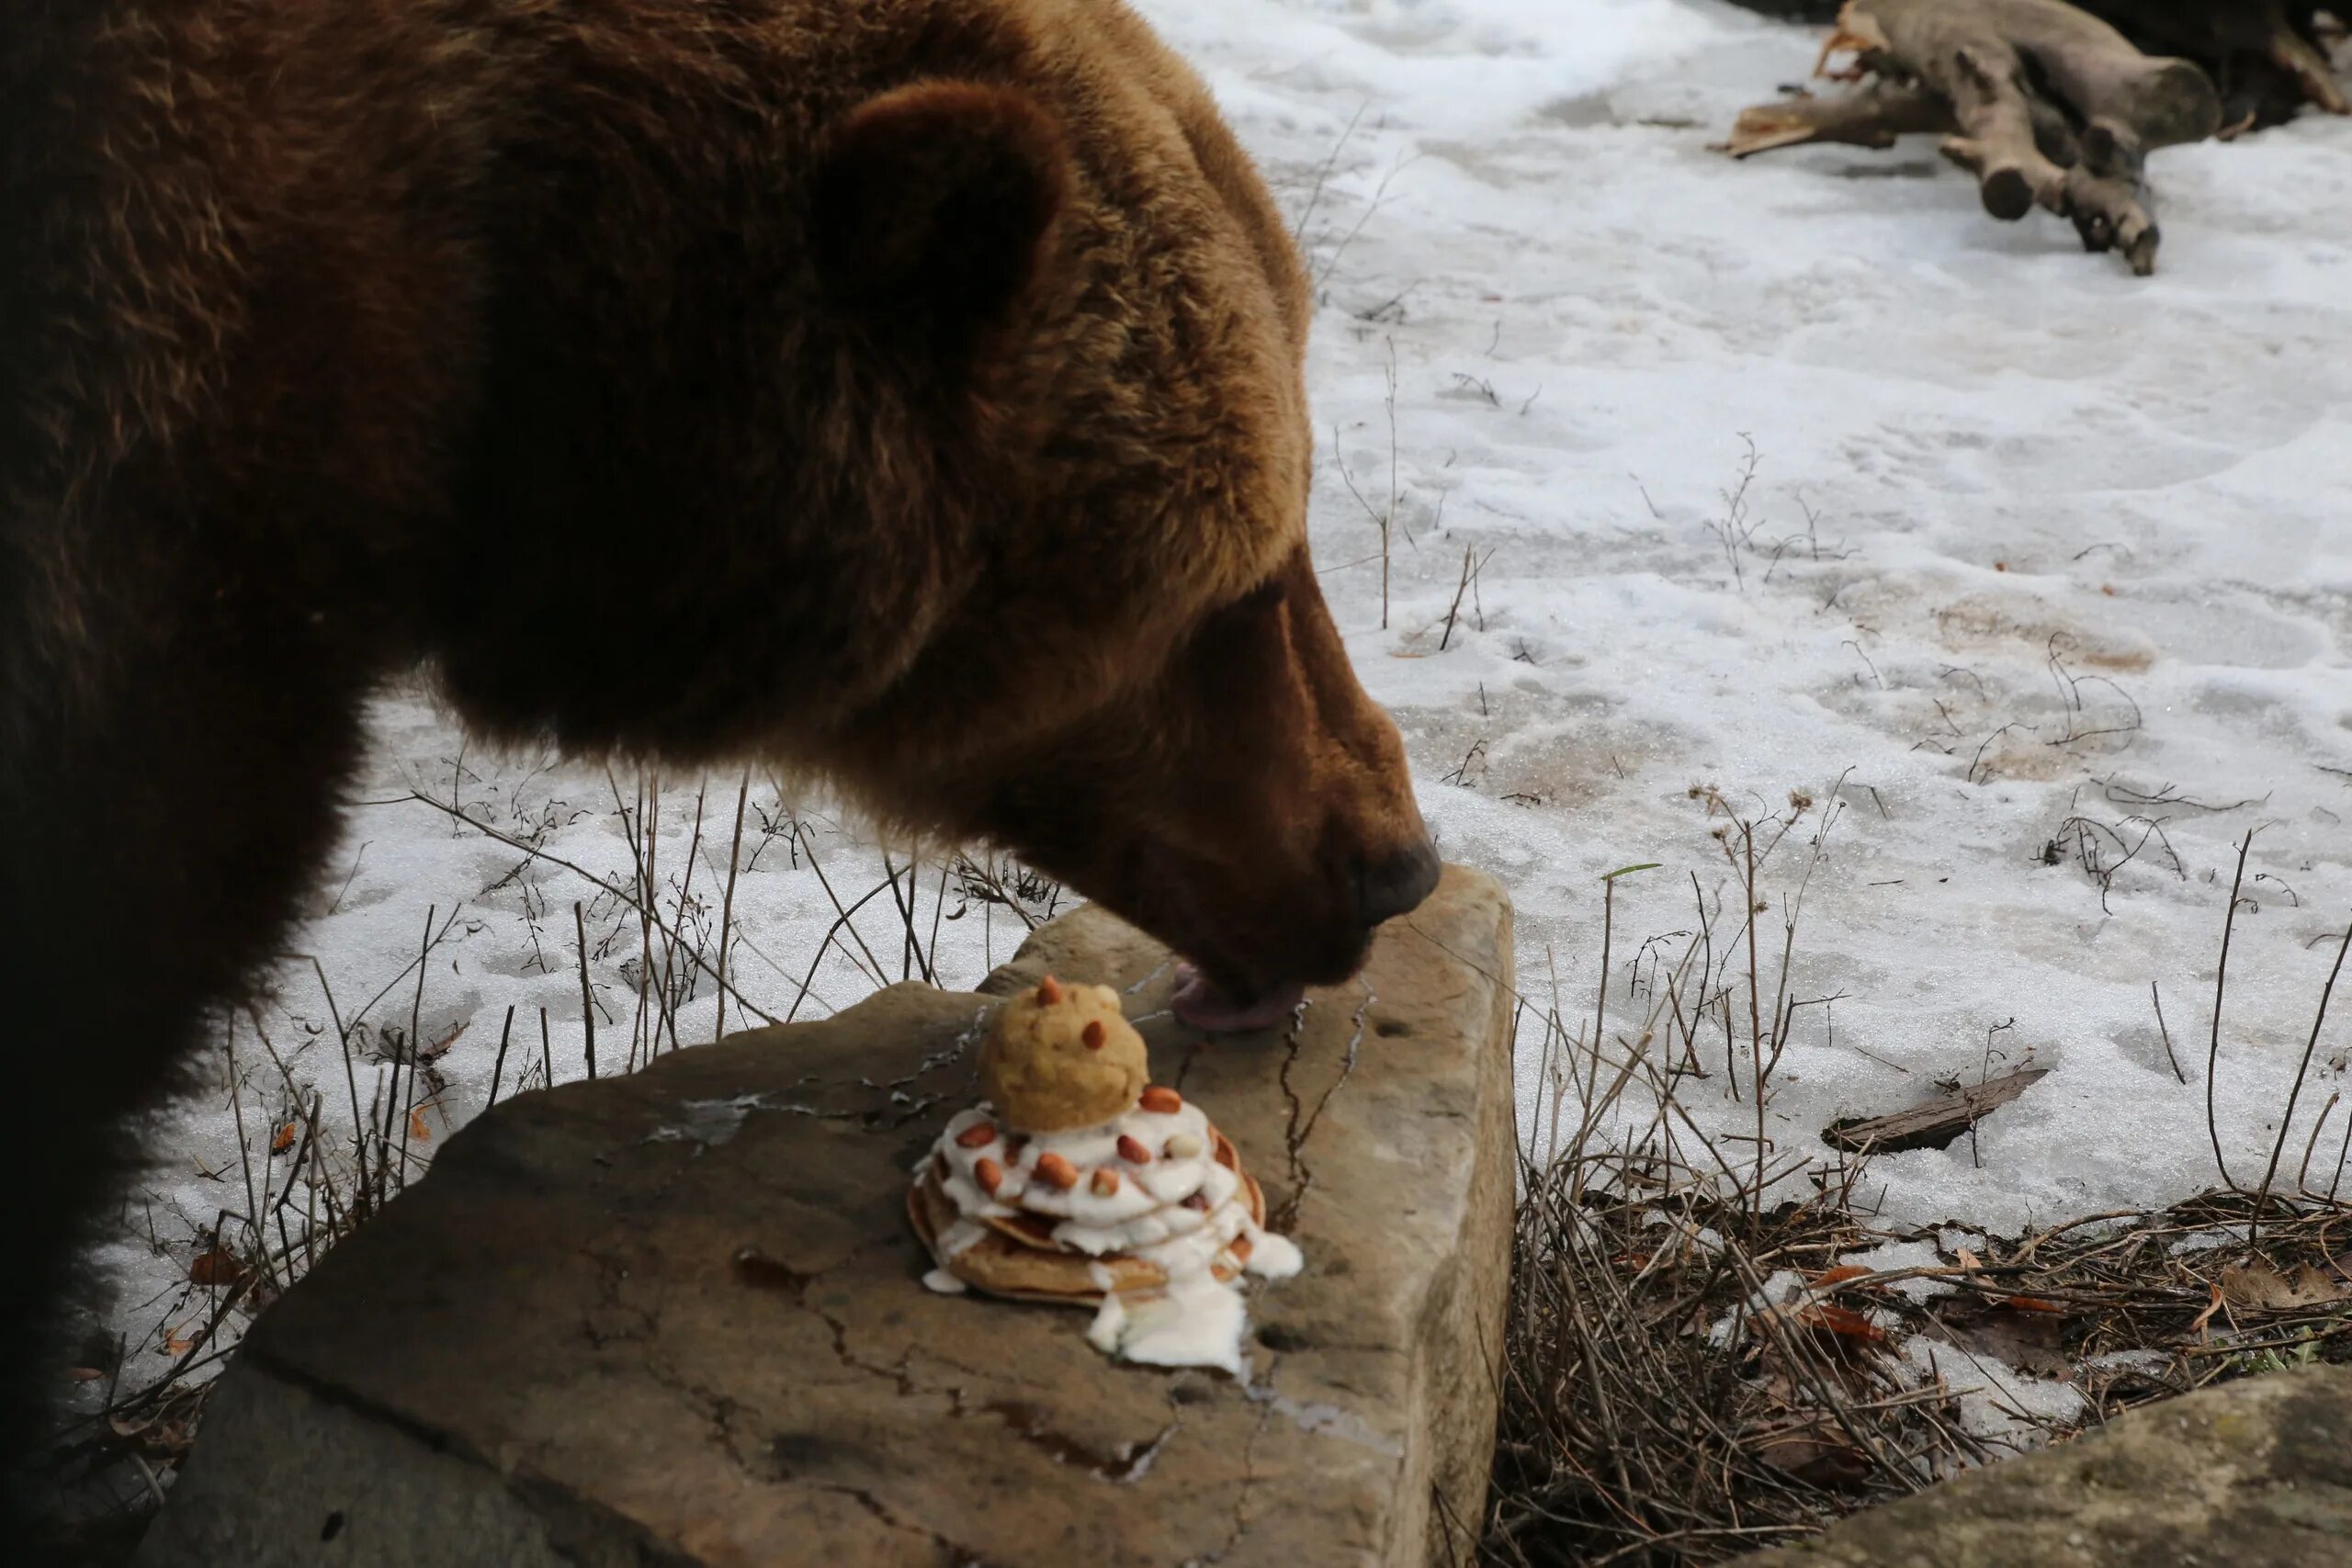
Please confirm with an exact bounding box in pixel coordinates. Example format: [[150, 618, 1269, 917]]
[[98, 0, 2352, 1402]]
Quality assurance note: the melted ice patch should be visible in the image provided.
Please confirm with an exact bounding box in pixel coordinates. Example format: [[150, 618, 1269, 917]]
[[647, 1093, 781, 1150]]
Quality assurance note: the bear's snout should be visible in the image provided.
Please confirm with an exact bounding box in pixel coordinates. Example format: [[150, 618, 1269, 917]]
[[1349, 838, 1441, 931], [1025, 545, 1437, 1030]]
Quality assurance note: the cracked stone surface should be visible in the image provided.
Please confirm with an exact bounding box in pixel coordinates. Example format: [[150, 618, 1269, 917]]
[[141, 866, 1515, 1568], [1732, 1366, 2352, 1568]]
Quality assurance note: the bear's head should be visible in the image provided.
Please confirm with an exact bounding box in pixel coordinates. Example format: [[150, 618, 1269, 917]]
[[797, 67, 1437, 1030], [431, 17, 1437, 1031]]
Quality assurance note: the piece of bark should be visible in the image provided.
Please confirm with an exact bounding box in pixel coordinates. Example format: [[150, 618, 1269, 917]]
[[1822, 1065, 2050, 1154], [1723, 77, 1957, 157]]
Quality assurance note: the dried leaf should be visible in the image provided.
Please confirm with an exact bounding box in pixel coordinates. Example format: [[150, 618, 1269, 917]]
[[65, 1367, 106, 1383], [188, 1247, 246, 1288], [1800, 1303, 1887, 1344], [270, 1122, 299, 1154], [2221, 1262, 2352, 1316], [408, 1107, 433, 1142], [1814, 1264, 1872, 1289], [108, 1411, 194, 1458], [1926, 1298, 2071, 1379], [1754, 1424, 1874, 1488]]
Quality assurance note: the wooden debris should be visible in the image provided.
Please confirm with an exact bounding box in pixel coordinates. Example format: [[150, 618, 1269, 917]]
[[1868, 0, 2219, 271], [1725, 0, 2302, 274], [1823, 1064, 2050, 1153], [1726, 0, 2346, 128]]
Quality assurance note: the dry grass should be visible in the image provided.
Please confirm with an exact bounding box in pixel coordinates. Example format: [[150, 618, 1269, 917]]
[[1476, 785, 1964, 1564], [1482, 1182, 2352, 1565], [1476, 813, 2352, 1565]]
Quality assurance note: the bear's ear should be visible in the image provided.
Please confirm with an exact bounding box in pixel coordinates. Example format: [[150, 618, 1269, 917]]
[[809, 82, 1069, 360]]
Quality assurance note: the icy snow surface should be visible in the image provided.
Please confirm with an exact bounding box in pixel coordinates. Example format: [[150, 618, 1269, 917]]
[[105, 1, 2352, 1392]]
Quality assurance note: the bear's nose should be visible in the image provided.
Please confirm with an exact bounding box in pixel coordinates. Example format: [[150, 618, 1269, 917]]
[[1352, 838, 1441, 929]]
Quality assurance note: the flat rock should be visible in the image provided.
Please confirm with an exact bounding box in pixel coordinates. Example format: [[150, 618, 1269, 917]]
[[141, 866, 1516, 1568], [1733, 1365, 2352, 1568]]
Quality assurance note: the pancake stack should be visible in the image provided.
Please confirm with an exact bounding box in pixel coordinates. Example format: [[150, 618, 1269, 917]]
[[908, 975, 1302, 1371]]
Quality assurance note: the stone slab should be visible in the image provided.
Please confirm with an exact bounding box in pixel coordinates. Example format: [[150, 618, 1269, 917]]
[[140, 865, 1516, 1567], [1733, 1365, 2352, 1568]]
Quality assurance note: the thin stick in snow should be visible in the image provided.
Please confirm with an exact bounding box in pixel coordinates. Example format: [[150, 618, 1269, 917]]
[[714, 772, 751, 1043], [2150, 980, 2187, 1085], [488, 1005, 515, 1111], [397, 904, 434, 1178], [575, 900, 597, 1081], [2207, 830, 2256, 1193]]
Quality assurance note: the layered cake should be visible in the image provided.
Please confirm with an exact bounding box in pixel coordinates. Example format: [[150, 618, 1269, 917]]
[[909, 975, 1302, 1372]]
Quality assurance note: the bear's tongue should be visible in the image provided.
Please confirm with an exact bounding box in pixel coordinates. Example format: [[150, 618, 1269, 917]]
[[1170, 964, 1306, 1032]]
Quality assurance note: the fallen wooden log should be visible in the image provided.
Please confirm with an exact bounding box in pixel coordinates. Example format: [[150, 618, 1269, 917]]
[[1726, 0, 2236, 274], [1822, 1065, 2050, 1154]]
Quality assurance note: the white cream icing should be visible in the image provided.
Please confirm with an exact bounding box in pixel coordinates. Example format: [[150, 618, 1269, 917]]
[[920, 1098, 1303, 1373]]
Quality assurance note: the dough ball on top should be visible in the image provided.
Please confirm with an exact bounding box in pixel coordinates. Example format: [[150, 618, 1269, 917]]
[[980, 975, 1148, 1132]]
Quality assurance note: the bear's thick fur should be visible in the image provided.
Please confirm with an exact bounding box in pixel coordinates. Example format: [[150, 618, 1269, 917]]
[[0, 0, 1437, 1519]]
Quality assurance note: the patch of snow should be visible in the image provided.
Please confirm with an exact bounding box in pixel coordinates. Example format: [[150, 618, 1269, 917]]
[[2169, 1226, 2251, 1257], [1137, 0, 2352, 1239], [1837, 1237, 1952, 1303], [1902, 1336, 2086, 1450]]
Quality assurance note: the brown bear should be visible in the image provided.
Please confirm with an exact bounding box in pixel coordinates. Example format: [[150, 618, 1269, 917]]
[[0, 0, 1438, 1526]]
